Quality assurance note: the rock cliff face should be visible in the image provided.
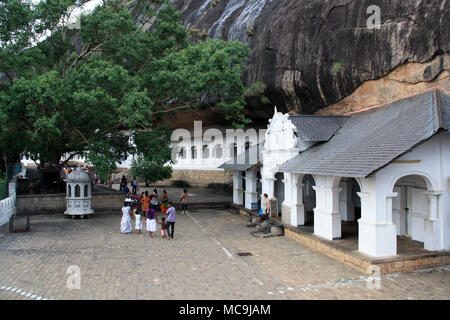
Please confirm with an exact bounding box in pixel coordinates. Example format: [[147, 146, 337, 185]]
[[172, 0, 449, 117]]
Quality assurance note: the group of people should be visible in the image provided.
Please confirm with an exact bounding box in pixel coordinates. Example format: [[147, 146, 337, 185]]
[[120, 188, 189, 240], [120, 175, 138, 194]]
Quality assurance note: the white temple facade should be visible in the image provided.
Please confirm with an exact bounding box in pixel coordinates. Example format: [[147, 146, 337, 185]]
[[221, 89, 450, 258]]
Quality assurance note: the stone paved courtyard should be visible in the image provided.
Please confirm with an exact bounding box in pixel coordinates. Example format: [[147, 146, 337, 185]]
[[0, 209, 449, 300]]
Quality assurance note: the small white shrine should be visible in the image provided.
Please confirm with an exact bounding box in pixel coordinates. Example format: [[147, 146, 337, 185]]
[[65, 166, 94, 217]]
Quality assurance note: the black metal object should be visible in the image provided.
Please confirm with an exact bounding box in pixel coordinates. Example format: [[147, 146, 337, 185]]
[[237, 252, 253, 256]]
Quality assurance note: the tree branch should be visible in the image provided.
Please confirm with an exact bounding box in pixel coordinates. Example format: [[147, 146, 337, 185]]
[[68, 43, 103, 69], [151, 104, 195, 115]]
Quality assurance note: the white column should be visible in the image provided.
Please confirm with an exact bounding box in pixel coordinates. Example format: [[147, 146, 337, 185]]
[[232, 171, 244, 205], [339, 180, 354, 221], [423, 191, 443, 251], [392, 186, 403, 235], [281, 173, 292, 225], [313, 176, 342, 240], [244, 170, 258, 210], [261, 176, 275, 199], [289, 174, 306, 226], [357, 177, 397, 257]]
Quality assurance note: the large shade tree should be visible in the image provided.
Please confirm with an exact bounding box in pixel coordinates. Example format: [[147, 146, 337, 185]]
[[0, 0, 251, 181]]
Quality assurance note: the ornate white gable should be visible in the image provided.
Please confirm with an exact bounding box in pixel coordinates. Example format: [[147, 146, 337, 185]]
[[264, 107, 297, 151]]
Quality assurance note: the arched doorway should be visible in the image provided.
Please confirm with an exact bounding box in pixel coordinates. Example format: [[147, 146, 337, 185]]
[[274, 172, 284, 217], [302, 174, 316, 225], [391, 174, 433, 251], [339, 178, 361, 239]]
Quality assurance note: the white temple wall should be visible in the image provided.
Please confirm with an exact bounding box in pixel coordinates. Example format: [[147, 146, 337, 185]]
[[374, 132, 449, 252]]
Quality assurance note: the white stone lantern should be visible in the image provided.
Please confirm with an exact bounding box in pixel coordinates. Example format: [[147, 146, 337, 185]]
[[65, 166, 94, 218]]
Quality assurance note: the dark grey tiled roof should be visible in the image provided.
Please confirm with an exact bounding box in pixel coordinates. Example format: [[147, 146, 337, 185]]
[[279, 89, 450, 178], [218, 144, 263, 171], [288, 115, 349, 141]]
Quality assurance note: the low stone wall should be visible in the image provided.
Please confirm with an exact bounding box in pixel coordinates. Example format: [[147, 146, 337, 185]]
[[154, 169, 233, 188], [16, 188, 127, 215], [284, 227, 450, 274]]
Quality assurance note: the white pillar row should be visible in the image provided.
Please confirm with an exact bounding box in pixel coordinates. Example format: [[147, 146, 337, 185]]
[[339, 180, 355, 221], [423, 190, 443, 251], [244, 170, 259, 210], [312, 175, 342, 240], [287, 173, 306, 226], [232, 171, 244, 205], [357, 177, 397, 257]]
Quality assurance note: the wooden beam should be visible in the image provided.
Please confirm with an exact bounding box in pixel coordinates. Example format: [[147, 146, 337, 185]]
[[391, 160, 421, 164]]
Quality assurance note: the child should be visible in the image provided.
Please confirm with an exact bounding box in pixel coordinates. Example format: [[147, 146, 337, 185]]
[[159, 217, 167, 238], [145, 207, 157, 238]]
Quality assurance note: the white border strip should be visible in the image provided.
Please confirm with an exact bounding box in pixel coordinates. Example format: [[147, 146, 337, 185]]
[[0, 283, 51, 300]]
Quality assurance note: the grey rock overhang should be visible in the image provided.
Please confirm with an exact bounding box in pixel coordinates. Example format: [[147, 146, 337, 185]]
[[218, 144, 263, 171], [288, 115, 349, 142], [279, 89, 450, 178]]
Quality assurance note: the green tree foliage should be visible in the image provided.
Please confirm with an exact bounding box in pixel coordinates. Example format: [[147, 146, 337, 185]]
[[0, 0, 251, 182]]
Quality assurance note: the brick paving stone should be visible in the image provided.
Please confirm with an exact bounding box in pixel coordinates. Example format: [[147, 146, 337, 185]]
[[0, 209, 449, 300]]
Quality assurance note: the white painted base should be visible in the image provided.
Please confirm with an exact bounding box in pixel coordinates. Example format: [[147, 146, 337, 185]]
[[290, 203, 306, 226], [358, 221, 397, 257], [281, 204, 291, 225], [244, 191, 258, 210], [314, 210, 341, 240], [233, 188, 244, 205]]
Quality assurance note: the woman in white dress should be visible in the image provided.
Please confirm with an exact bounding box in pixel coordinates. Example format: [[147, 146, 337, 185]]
[[121, 202, 133, 234]]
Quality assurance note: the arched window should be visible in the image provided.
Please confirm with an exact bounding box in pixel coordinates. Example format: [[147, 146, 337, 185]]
[[68, 185, 71, 197], [84, 184, 88, 197], [75, 185, 80, 197]]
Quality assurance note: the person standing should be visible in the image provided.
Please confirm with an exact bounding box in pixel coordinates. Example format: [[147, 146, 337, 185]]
[[159, 217, 167, 239], [132, 176, 138, 194], [180, 189, 188, 214], [141, 192, 150, 216], [161, 190, 169, 214], [120, 202, 133, 234], [145, 207, 157, 238], [151, 188, 159, 211], [132, 192, 142, 234], [166, 202, 176, 240], [120, 175, 127, 191], [261, 193, 271, 220]]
